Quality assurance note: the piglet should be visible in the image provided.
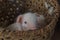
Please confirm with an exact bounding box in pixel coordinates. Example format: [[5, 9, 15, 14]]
[[7, 12, 45, 31], [7, 23, 23, 31]]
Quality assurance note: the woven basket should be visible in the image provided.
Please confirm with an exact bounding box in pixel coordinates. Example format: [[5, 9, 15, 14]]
[[0, 0, 59, 40]]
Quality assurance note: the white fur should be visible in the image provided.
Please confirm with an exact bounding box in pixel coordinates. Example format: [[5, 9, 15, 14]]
[[39, 15, 45, 21], [45, 2, 54, 15], [48, 7, 54, 15], [7, 23, 22, 31]]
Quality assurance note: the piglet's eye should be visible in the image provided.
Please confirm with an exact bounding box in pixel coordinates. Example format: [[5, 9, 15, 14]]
[[24, 21, 27, 24]]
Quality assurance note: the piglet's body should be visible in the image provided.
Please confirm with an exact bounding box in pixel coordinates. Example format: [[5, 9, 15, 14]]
[[7, 23, 23, 31]]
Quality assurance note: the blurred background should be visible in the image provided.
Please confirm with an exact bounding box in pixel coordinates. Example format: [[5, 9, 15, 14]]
[[51, 0, 60, 40]]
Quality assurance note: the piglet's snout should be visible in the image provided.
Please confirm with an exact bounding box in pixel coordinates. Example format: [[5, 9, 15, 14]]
[[27, 23, 37, 30], [29, 24, 37, 30], [22, 23, 37, 31]]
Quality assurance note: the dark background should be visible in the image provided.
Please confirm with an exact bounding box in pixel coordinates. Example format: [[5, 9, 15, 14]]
[[51, 0, 60, 40]]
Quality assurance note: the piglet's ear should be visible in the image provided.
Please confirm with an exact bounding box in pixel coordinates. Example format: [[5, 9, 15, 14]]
[[16, 15, 23, 23], [37, 15, 45, 25]]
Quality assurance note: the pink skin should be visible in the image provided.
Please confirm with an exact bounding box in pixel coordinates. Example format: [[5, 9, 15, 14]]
[[16, 15, 23, 23]]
